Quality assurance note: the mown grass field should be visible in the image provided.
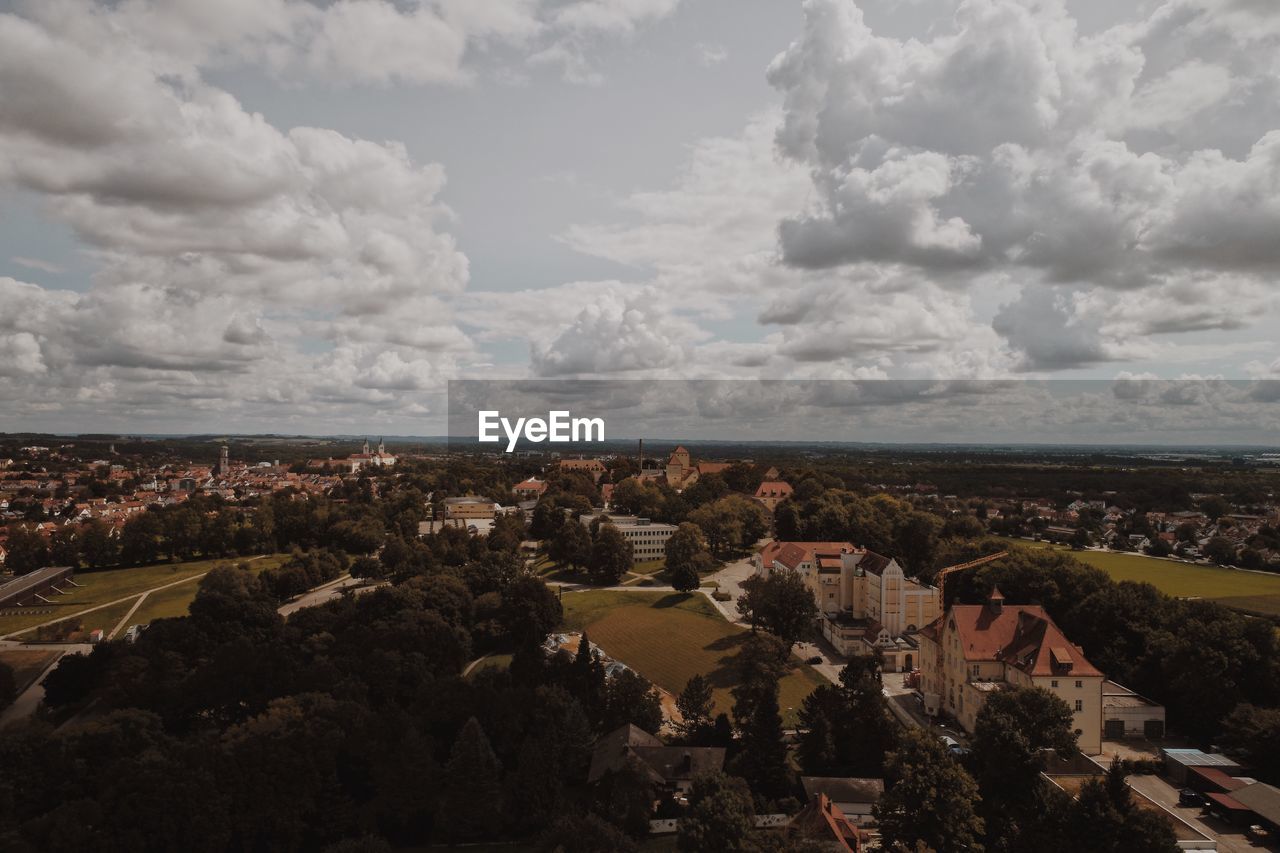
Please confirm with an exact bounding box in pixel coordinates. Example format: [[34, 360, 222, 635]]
[[561, 589, 826, 727], [0, 648, 61, 692], [997, 536, 1280, 604], [0, 554, 290, 637]]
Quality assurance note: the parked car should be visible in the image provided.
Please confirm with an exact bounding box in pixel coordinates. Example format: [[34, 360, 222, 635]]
[[1178, 789, 1204, 808], [1247, 824, 1268, 841]]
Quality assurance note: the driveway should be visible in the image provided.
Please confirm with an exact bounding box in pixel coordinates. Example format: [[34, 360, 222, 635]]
[[703, 556, 756, 624], [1129, 773, 1273, 853]]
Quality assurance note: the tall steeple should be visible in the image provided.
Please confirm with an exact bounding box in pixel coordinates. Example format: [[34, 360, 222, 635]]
[[362, 438, 370, 455], [216, 444, 229, 476], [377, 437, 385, 454]]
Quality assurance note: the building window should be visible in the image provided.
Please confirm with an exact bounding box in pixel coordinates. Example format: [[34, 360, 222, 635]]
[[972, 664, 979, 676], [1075, 680, 1082, 688], [1074, 700, 1083, 712], [1051, 680, 1058, 688]]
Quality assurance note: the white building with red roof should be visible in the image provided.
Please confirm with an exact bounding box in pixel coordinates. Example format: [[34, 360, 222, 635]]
[[918, 588, 1106, 754]]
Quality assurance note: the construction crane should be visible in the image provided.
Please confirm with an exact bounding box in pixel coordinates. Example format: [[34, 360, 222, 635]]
[[934, 550, 1009, 602]]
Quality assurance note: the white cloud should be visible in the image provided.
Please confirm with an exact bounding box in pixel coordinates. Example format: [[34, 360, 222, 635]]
[[766, 0, 1280, 372]]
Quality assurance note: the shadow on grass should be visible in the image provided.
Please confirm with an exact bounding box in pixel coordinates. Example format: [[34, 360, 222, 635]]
[[652, 592, 694, 608]]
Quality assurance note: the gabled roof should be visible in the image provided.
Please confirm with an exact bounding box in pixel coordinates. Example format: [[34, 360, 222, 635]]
[[1230, 782, 1280, 825], [802, 777, 884, 805], [588, 724, 663, 783], [772, 541, 855, 572], [755, 480, 793, 497], [789, 794, 862, 852], [943, 603, 1103, 678]]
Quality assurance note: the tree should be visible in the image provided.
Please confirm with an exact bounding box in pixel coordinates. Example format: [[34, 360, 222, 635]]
[[1205, 536, 1236, 566], [875, 728, 984, 853], [1221, 704, 1280, 784], [3, 524, 50, 574], [600, 669, 664, 734], [0, 661, 16, 711], [666, 522, 713, 592], [120, 511, 164, 564], [730, 665, 790, 800], [797, 660, 897, 777], [1065, 759, 1179, 853], [549, 520, 592, 570], [1198, 495, 1230, 521], [677, 772, 756, 853], [893, 511, 943, 576], [502, 575, 563, 651], [675, 674, 715, 743], [539, 814, 638, 853], [589, 523, 633, 585], [594, 754, 657, 837], [971, 686, 1077, 842], [736, 569, 817, 655], [570, 632, 607, 718], [437, 717, 503, 841], [81, 519, 120, 568]]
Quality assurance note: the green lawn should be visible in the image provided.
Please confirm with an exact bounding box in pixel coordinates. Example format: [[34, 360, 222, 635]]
[[561, 589, 826, 727], [0, 554, 290, 638], [997, 537, 1280, 603], [631, 558, 666, 575], [26, 596, 141, 642]]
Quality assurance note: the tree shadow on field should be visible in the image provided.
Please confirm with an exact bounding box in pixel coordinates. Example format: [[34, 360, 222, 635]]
[[703, 633, 752, 690], [652, 593, 692, 609]]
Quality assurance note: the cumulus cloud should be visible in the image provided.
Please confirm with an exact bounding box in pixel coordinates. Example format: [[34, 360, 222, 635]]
[[0, 5, 484, 429], [768, 0, 1280, 370]]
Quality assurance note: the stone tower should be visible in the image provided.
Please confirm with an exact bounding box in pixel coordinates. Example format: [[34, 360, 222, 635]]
[[216, 444, 229, 476]]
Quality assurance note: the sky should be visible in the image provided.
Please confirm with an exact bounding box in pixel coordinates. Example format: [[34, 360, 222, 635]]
[[1, 0, 1279, 436]]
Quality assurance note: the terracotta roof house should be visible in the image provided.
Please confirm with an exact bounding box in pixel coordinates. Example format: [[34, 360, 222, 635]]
[[918, 589, 1107, 754], [787, 793, 863, 851]]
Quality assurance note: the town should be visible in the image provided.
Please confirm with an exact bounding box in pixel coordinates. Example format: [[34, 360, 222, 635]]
[[3, 434, 1280, 852]]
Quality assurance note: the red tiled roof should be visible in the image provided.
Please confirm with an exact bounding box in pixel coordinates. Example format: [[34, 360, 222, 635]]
[[755, 480, 793, 497], [945, 603, 1103, 678], [774, 541, 855, 571]]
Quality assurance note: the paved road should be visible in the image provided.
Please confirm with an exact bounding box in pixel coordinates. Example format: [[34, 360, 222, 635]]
[[0, 643, 92, 730], [1129, 773, 1267, 853], [277, 574, 382, 617]]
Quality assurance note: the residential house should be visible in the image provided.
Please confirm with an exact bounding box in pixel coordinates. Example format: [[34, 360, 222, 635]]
[[512, 478, 548, 500], [754, 480, 793, 512], [786, 794, 864, 851], [588, 724, 725, 799], [800, 777, 883, 826]]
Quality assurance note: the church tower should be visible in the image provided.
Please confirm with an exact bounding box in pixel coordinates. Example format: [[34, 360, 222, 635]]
[[377, 437, 385, 455], [216, 444, 229, 476], [362, 438, 370, 455]]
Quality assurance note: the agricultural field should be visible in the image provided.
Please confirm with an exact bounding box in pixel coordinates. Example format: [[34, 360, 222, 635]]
[[0, 554, 289, 638], [561, 589, 826, 727], [997, 537, 1280, 608]]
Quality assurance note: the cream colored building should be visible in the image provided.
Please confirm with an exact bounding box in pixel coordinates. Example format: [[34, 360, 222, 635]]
[[757, 540, 940, 671], [580, 512, 678, 563], [917, 589, 1105, 755], [444, 497, 499, 520]]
